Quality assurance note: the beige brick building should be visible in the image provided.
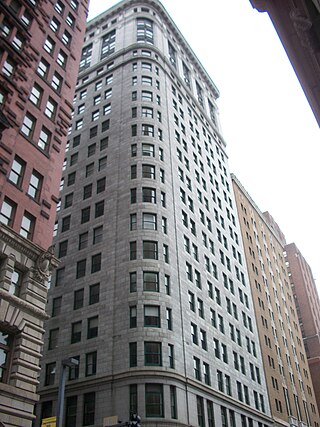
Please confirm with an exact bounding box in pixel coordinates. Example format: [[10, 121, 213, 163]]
[[232, 175, 319, 427]]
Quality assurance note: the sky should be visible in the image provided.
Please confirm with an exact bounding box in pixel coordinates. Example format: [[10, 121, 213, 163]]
[[87, 1, 320, 291]]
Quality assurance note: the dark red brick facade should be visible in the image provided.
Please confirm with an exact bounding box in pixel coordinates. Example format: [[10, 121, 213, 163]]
[[0, 0, 89, 248], [285, 242, 320, 414]]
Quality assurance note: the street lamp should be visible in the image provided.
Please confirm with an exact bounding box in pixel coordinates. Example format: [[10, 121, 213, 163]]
[[56, 357, 79, 427]]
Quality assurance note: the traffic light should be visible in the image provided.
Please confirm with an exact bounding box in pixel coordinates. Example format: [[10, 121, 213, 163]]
[[129, 413, 141, 427]]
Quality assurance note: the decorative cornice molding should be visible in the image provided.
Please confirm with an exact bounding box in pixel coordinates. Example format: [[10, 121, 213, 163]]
[[0, 289, 49, 321]]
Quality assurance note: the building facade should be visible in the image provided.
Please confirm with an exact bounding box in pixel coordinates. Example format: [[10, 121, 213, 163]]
[[285, 242, 320, 415], [38, 1, 274, 426], [0, 0, 88, 425], [232, 175, 320, 427], [249, 0, 320, 126]]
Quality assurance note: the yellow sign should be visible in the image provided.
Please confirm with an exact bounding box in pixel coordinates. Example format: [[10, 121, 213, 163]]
[[103, 415, 118, 426], [41, 416, 56, 427]]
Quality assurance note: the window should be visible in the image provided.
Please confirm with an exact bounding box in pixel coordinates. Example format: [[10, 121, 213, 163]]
[[170, 386, 177, 419], [130, 241, 137, 260], [73, 289, 84, 310], [144, 305, 160, 327], [142, 187, 156, 203], [83, 184, 92, 200], [142, 164, 155, 179], [44, 36, 55, 54], [86, 351, 97, 376], [142, 144, 154, 157], [143, 271, 159, 291], [142, 124, 154, 136], [194, 357, 201, 380], [66, 13, 75, 27], [76, 259, 86, 278], [0, 198, 16, 226], [143, 241, 158, 259], [9, 156, 25, 187], [103, 103, 111, 115], [168, 42, 176, 67], [57, 50, 67, 68], [21, 113, 36, 137], [93, 226, 103, 244], [142, 91, 153, 102], [20, 212, 35, 239], [2, 58, 15, 77], [65, 396, 77, 426], [95, 201, 104, 218], [52, 297, 62, 317], [55, 1, 65, 14], [142, 107, 153, 118], [168, 343, 174, 368], [58, 240, 68, 257], [48, 328, 59, 350], [87, 316, 98, 339], [137, 18, 153, 44], [129, 342, 137, 367], [62, 30, 71, 46], [130, 306, 137, 328], [143, 213, 157, 230], [28, 170, 42, 200], [191, 323, 198, 344], [142, 75, 152, 86], [203, 362, 211, 385], [83, 392, 95, 426], [145, 342, 162, 366], [91, 253, 101, 273], [38, 127, 51, 151], [145, 384, 163, 417], [55, 267, 65, 286], [37, 58, 49, 78], [61, 215, 71, 233], [45, 362, 56, 386], [89, 283, 100, 305], [97, 177, 106, 193], [30, 84, 43, 106], [101, 30, 116, 58]]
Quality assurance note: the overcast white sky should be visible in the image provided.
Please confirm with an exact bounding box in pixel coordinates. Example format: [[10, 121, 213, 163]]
[[88, 1, 320, 291]]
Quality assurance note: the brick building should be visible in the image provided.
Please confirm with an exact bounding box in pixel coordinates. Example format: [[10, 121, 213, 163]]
[[249, 0, 320, 126], [285, 242, 320, 415], [233, 175, 320, 427], [0, 0, 88, 425]]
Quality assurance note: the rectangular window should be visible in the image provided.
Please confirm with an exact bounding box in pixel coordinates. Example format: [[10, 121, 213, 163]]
[[144, 305, 160, 327], [101, 29, 116, 58], [71, 321, 82, 344], [27, 170, 42, 200], [137, 18, 154, 44], [21, 113, 36, 138], [143, 271, 159, 291], [76, 259, 86, 278], [85, 351, 97, 376], [73, 289, 84, 310], [129, 342, 137, 367], [145, 384, 163, 418], [9, 156, 25, 187], [89, 283, 100, 305], [45, 362, 56, 386], [38, 127, 51, 151], [143, 240, 158, 259], [91, 253, 101, 273], [130, 272, 137, 292], [65, 396, 77, 426], [87, 316, 98, 339], [144, 341, 162, 366], [20, 212, 35, 240], [83, 392, 95, 426]]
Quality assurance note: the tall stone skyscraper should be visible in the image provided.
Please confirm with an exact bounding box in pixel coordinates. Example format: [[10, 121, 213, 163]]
[[39, 1, 273, 426], [0, 0, 88, 425], [232, 175, 320, 427]]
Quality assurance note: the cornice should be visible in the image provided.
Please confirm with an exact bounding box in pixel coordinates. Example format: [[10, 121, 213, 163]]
[[0, 289, 49, 321], [86, 0, 220, 99]]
